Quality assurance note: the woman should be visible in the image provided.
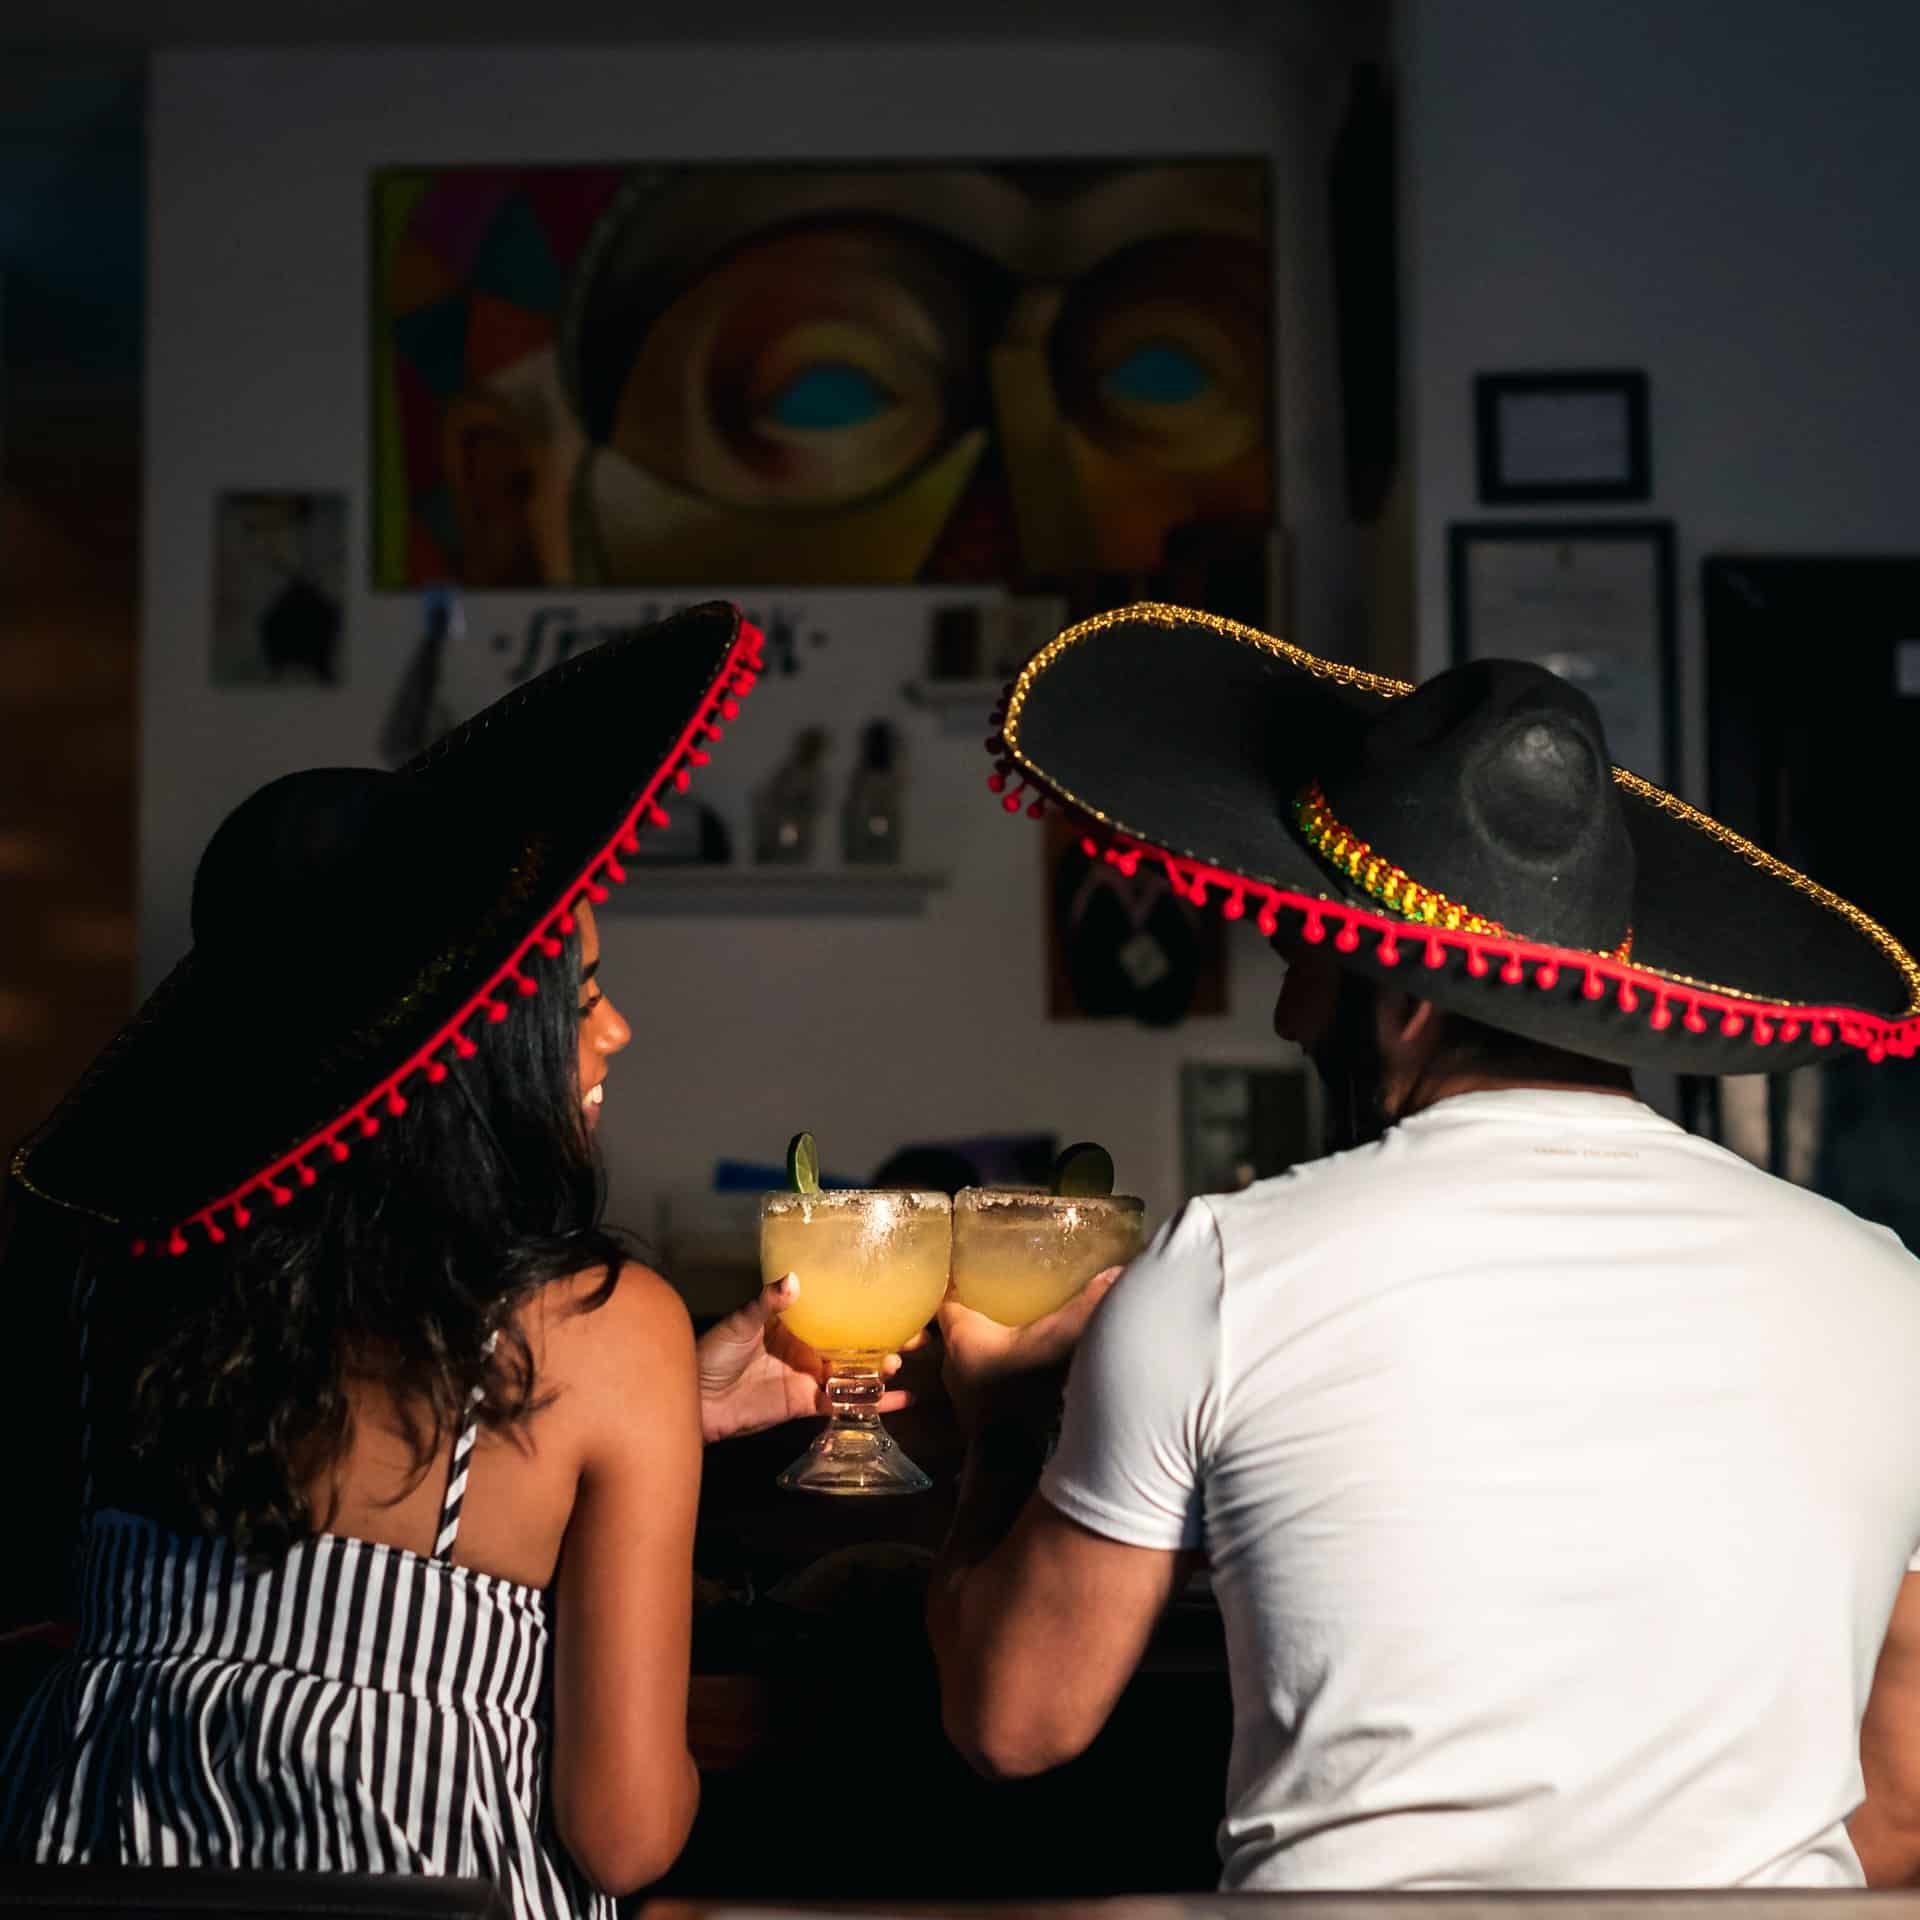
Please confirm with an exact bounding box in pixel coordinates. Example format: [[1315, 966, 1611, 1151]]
[[0, 603, 909, 1913]]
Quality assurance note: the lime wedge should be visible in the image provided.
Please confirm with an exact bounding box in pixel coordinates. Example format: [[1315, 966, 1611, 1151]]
[[1051, 1141, 1115, 1198], [786, 1131, 821, 1195]]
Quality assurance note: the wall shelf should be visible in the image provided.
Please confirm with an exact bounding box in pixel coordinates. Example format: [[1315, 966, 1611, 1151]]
[[903, 678, 1005, 737], [601, 867, 948, 918]]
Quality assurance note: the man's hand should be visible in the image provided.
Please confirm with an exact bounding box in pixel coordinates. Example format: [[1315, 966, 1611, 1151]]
[[696, 1275, 919, 1444], [937, 1267, 1124, 1437]]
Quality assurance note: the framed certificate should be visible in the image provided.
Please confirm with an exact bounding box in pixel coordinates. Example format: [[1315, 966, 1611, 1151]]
[[1449, 520, 1678, 786], [1474, 369, 1650, 505]]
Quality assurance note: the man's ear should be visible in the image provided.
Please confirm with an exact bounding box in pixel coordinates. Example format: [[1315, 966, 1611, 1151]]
[[1375, 988, 1445, 1099], [1373, 986, 1432, 1049], [442, 390, 541, 587]]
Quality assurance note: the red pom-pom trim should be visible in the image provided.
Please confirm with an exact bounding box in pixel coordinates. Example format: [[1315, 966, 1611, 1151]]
[[989, 756, 1913, 1075]]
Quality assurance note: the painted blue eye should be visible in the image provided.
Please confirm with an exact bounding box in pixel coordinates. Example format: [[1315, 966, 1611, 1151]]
[[765, 364, 895, 429], [1102, 343, 1212, 407]]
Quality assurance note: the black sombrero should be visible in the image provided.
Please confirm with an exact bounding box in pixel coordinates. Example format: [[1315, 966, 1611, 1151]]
[[9, 601, 764, 1259], [987, 603, 1920, 1075]]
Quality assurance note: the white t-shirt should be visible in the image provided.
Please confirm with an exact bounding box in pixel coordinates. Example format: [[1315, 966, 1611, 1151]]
[[1042, 1089, 1920, 1890]]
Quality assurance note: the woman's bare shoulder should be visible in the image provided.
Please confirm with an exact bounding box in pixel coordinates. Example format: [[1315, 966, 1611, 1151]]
[[521, 1260, 694, 1416]]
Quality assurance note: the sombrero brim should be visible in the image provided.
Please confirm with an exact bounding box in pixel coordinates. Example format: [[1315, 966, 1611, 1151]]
[[12, 601, 764, 1254], [993, 604, 1920, 1074]]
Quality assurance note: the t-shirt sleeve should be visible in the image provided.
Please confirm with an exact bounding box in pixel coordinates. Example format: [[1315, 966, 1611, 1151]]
[[1038, 1196, 1226, 1553]]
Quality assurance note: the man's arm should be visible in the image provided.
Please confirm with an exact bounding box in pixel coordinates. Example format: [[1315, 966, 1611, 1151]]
[[929, 1455, 1197, 1779], [1853, 1571, 1920, 1883], [928, 1201, 1223, 1780]]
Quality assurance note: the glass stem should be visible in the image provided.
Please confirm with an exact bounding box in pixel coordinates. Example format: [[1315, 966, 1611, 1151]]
[[824, 1368, 884, 1428]]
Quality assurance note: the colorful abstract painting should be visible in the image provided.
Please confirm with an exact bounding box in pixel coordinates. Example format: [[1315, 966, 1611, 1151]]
[[372, 160, 1271, 590]]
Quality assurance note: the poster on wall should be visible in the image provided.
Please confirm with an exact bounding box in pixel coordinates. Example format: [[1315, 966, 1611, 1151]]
[[370, 158, 1271, 592], [1045, 813, 1226, 1027], [211, 491, 347, 686]]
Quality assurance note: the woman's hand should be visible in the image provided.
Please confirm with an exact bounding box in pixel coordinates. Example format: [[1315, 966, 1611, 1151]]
[[695, 1275, 920, 1444], [936, 1266, 1124, 1438]]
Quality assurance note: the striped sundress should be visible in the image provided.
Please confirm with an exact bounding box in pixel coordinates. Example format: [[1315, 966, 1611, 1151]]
[[0, 1340, 613, 1920]]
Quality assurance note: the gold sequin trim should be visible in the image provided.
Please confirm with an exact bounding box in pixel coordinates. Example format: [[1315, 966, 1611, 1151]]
[[1003, 601, 1920, 1019], [1293, 778, 1634, 963]]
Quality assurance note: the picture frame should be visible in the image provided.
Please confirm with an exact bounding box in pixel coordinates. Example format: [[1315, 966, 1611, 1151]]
[[1449, 519, 1678, 786], [1473, 369, 1650, 505], [210, 490, 347, 688]]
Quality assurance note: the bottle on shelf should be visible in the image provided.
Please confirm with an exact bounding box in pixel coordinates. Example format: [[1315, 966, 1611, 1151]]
[[753, 725, 829, 865], [842, 719, 902, 866]]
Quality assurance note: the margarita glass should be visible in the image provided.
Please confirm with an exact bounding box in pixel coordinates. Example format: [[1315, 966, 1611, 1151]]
[[949, 1188, 1145, 1327], [761, 1187, 952, 1494]]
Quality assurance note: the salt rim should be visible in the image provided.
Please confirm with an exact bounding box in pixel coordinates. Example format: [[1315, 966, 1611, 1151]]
[[762, 1188, 952, 1212], [956, 1188, 1144, 1212]]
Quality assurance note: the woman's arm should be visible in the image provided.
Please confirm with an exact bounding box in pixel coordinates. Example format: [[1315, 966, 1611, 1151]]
[[548, 1262, 703, 1896]]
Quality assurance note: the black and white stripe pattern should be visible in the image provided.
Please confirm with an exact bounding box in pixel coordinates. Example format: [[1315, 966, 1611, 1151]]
[[434, 1334, 497, 1564], [1, 1346, 608, 1919]]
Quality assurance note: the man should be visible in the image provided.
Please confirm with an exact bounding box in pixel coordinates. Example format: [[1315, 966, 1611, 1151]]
[[930, 603, 1920, 1887]]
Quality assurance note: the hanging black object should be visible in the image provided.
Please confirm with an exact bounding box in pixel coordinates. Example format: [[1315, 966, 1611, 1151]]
[[378, 585, 457, 768], [1328, 61, 1399, 525]]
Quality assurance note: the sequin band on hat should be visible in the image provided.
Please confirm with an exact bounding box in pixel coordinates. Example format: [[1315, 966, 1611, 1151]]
[[1293, 778, 1634, 965]]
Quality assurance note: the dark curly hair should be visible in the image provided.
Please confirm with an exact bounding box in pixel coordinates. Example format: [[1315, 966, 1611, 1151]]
[[78, 924, 631, 1558]]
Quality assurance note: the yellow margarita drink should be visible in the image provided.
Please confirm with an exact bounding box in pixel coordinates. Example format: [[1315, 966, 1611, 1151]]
[[760, 1189, 952, 1360], [951, 1190, 1146, 1327]]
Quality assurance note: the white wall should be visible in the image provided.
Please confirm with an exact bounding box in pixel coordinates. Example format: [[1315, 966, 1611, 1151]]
[[144, 41, 1357, 1234], [1404, 0, 1920, 798]]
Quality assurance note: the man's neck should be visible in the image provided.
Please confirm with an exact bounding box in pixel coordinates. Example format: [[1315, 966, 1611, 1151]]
[[1397, 1070, 1637, 1121]]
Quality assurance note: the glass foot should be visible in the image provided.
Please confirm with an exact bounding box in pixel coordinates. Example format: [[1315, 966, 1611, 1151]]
[[777, 1415, 932, 1497]]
